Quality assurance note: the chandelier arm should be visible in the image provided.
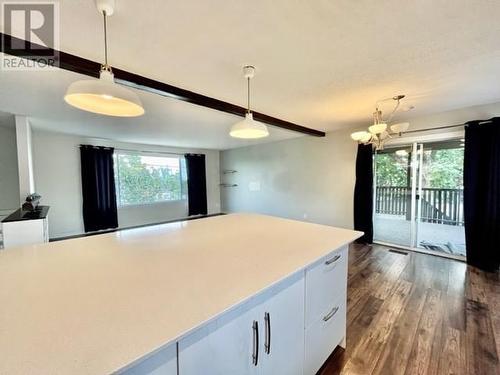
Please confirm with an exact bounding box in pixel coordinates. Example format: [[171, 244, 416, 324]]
[[386, 98, 401, 125], [374, 97, 394, 109]]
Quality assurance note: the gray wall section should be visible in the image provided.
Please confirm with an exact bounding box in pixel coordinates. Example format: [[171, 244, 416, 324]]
[[0, 125, 20, 215], [221, 128, 357, 229]]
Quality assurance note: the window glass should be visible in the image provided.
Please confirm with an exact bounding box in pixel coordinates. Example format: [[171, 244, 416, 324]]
[[114, 152, 185, 206]]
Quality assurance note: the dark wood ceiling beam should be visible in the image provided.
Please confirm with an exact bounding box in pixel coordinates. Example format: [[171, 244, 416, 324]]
[[0, 33, 325, 137]]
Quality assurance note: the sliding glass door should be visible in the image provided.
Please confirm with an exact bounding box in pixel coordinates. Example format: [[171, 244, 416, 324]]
[[374, 139, 466, 258], [373, 145, 414, 247], [415, 140, 466, 256]]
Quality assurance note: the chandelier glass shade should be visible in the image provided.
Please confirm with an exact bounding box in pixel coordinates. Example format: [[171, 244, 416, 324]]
[[350, 131, 372, 142], [368, 122, 387, 135], [390, 122, 410, 134]]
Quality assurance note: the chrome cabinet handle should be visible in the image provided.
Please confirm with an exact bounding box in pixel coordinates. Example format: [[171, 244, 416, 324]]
[[324, 254, 341, 266], [264, 312, 271, 355], [252, 320, 259, 366], [323, 306, 339, 322]]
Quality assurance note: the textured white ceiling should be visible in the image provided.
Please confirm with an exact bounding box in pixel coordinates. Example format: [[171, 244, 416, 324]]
[[1, 0, 500, 148], [0, 68, 299, 149]]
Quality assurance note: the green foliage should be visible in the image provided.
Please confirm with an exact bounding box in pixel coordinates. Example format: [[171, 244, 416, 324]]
[[376, 153, 408, 187], [421, 148, 463, 188], [115, 154, 182, 206], [375, 148, 464, 188]]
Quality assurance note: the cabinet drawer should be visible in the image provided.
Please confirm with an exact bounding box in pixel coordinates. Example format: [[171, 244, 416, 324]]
[[305, 246, 347, 327], [304, 298, 346, 375]]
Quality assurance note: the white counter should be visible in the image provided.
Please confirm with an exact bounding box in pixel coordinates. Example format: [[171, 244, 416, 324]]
[[0, 213, 361, 374]]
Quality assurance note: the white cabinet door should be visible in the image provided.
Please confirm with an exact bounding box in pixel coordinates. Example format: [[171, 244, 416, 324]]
[[119, 344, 177, 375], [178, 299, 260, 375], [259, 273, 305, 375], [2, 219, 47, 249], [178, 273, 306, 375]]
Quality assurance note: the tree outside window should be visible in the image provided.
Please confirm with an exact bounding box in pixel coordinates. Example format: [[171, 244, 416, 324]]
[[114, 153, 186, 206]]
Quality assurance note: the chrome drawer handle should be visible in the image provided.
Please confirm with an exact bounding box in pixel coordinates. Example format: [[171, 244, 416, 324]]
[[324, 254, 341, 266], [252, 320, 259, 366], [323, 306, 339, 322], [264, 312, 271, 355]]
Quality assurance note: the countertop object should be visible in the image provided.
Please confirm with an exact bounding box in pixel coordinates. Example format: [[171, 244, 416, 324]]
[[1, 205, 50, 222], [0, 213, 361, 374]]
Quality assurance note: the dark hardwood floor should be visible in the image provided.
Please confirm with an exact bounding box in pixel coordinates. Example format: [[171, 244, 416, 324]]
[[319, 244, 500, 375]]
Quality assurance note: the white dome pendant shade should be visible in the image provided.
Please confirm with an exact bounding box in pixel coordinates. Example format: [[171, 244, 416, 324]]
[[64, 68, 144, 117], [64, 0, 144, 117], [230, 112, 269, 138], [230, 65, 269, 139]]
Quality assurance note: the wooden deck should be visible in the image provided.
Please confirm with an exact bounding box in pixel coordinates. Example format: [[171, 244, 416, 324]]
[[373, 214, 466, 256], [319, 244, 499, 375]]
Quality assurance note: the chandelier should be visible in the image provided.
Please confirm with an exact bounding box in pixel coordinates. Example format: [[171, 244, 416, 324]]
[[351, 95, 410, 150]]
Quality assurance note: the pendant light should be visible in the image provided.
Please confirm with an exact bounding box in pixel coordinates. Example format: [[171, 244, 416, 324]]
[[64, 0, 144, 117], [230, 66, 269, 139]]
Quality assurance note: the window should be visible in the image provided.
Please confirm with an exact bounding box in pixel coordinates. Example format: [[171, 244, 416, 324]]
[[114, 151, 187, 206]]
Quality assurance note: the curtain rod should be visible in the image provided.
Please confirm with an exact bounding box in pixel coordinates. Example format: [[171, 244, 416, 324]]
[[402, 119, 492, 134], [79, 145, 205, 157], [114, 147, 187, 156]]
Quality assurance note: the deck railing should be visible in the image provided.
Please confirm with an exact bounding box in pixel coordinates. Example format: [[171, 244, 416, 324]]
[[375, 186, 464, 226]]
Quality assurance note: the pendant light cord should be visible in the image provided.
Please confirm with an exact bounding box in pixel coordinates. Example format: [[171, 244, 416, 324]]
[[102, 11, 109, 68], [247, 76, 251, 113]]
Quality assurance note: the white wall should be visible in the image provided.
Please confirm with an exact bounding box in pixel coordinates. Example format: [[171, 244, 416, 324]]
[[221, 101, 500, 229], [0, 124, 20, 216], [15, 116, 35, 203], [221, 128, 357, 229], [31, 130, 221, 239]]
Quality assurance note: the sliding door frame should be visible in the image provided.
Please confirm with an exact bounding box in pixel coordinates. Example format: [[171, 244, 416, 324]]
[[373, 136, 466, 261]]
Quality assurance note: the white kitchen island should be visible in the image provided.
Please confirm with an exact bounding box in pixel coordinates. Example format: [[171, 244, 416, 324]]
[[0, 214, 362, 375]]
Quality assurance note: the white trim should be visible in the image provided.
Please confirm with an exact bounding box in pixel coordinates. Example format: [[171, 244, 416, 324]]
[[416, 143, 424, 246], [373, 241, 466, 261], [117, 199, 187, 209], [115, 149, 184, 159], [409, 142, 418, 246], [385, 130, 464, 147]]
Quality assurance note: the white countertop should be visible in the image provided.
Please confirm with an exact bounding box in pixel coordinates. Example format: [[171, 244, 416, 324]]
[[0, 213, 362, 374]]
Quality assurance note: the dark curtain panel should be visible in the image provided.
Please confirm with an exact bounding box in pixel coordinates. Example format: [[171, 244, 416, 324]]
[[185, 153, 208, 216], [80, 145, 118, 232], [353, 144, 374, 243], [464, 118, 500, 272]]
